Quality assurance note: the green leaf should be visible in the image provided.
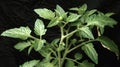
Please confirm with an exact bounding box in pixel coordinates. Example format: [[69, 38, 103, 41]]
[[34, 19, 47, 36], [55, 5, 66, 18], [1, 27, 31, 40], [86, 9, 97, 16], [66, 13, 81, 22], [47, 17, 61, 27], [38, 45, 51, 57], [14, 41, 31, 51], [69, 7, 79, 11], [86, 14, 117, 28], [78, 60, 95, 67], [82, 43, 98, 64], [20, 60, 39, 67], [78, 4, 87, 15], [79, 26, 94, 39], [97, 36, 119, 57], [34, 8, 55, 20], [36, 61, 54, 67], [74, 53, 83, 60], [34, 39, 46, 51], [105, 12, 115, 17], [28, 45, 33, 55], [65, 59, 75, 67], [71, 39, 77, 45], [99, 27, 105, 35], [51, 38, 60, 47]]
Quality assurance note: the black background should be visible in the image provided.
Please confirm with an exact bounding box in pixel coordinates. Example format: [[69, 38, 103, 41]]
[[0, 0, 120, 67]]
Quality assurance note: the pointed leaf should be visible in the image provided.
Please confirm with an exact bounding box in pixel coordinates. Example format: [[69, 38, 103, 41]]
[[65, 59, 75, 67], [14, 41, 31, 51], [34, 8, 55, 20], [20, 60, 39, 67], [28, 45, 34, 55], [105, 12, 115, 17], [78, 4, 87, 14], [66, 13, 81, 22], [55, 5, 66, 18], [1, 27, 31, 40], [86, 9, 97, 16], [97, 36, 119, 57], [86, 14, 117, 28], [82, 43, 98, 64], [34, 19, 47, 36], [79, 26, 94, 39], [78, 60, 95, 67]]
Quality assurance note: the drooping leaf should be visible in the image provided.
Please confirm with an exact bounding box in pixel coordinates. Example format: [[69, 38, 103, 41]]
[[78, 26, 94, 39], [97, 36, 119, 57], [78, 60, 95, 67], [20, 60, 39, 67], [14, 41, 31, 51], [47, 17, 61, 27], [66, 13, 81, 22], [1, 27, 31, 40], [82, 43, 98, 64], [34, 39, 46, 51], [65, 59, 75, 67], [34, 19, 47, 36], [74, 53, 83, 60], [34, 8, 55, 20]]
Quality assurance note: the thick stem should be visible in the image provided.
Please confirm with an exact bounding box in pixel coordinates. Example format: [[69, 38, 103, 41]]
[[58, 26, 64, 67]]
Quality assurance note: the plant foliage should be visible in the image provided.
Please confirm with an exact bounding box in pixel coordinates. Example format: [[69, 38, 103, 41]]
[[1, 4, 119, 67]]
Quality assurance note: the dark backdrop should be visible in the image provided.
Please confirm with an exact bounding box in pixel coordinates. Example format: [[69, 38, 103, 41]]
[[0, 0, 120, 67]]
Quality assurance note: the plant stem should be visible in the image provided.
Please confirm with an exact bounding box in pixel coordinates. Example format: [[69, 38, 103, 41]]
[[64, 29, 78, 38], [61, 49, 69, 66], [58, 26, 64, 67], [68, 40, 97, 53], [58, 50, 61, 67], [65, 57, 81, 65], [30, 35, 39, 40]]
